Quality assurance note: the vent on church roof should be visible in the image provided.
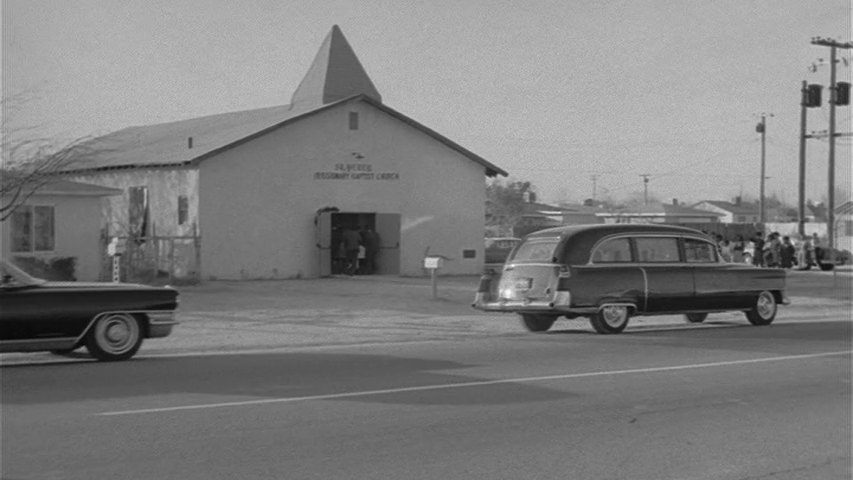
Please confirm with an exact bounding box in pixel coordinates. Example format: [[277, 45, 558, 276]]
[[290, 25, 382, 109]]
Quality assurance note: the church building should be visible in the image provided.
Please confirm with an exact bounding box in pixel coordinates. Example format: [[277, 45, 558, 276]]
[[64, 26, 507, 280]]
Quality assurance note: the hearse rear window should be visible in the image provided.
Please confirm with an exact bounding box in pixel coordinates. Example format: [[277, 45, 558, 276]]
[[592, 238, 632, 263], [684, 238, 718, 263], [636, 237, 680, 262], [511, 238, 559, 262]]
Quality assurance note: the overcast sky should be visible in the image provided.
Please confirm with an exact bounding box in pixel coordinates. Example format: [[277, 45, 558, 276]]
[[2, 0, 850, 206]]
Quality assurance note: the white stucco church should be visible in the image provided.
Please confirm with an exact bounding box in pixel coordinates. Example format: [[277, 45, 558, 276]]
[[64, 26, 507, 280]]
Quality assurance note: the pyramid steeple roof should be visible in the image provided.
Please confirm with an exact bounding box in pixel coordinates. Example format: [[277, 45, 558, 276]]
[[290, 25, 382, 108]]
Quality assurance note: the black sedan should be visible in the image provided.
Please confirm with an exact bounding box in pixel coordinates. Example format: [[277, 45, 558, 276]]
[[0, 259, 179, 361]]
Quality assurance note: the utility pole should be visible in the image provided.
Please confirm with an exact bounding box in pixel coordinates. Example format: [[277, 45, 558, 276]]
[[811, 37, 853, 250], [798, 81, 808, 237], [755, 114, 772, 224], [590, 175, 599, 201], [639, 174, 651, 206]]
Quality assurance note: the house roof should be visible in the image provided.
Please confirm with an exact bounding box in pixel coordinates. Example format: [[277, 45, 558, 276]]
[[694, 200, 758, 216], [599, 203, 724, 217], [0, 177, 121, 197], [60, 25, 506, 178]]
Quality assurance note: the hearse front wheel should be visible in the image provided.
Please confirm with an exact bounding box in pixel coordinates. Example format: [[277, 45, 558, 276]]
[[745, 291, 777, 326], [85, 313, 143, 361], [521, 314, 557, 332], [590, 305, 630, 334]]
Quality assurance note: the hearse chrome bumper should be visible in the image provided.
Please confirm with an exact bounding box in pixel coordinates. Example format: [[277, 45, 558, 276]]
[[472, 290, 585, 313]]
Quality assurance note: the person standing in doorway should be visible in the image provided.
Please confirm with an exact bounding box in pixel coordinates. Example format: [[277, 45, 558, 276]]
[[342, 227, 362, 276], [361, 226, 381, 275]]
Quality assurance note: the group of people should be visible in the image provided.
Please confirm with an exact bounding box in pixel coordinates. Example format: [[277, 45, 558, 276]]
[[714, 231, 822, 269], [334, 226, 381, 276]]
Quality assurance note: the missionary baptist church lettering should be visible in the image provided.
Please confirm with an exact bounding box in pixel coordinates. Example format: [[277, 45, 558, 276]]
[[59, 25, 506, 280], [314, 163, 400, 181]]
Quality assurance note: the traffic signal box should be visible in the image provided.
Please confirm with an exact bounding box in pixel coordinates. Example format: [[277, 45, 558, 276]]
[[835, 82, 850, 106], [805, 84, 823, 108]]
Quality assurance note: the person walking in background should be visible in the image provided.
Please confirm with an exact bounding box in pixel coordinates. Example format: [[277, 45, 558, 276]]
[[780, 236, 795, 269], [341, 226, 362, 276], [715, 234, 732, 262], [732, 235, 746, 263], [752, 232, 765, 266], [360, 226, 381, 275]]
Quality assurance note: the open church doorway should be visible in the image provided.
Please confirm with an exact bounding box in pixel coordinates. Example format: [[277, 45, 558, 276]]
[[316, 211, 400, 276]]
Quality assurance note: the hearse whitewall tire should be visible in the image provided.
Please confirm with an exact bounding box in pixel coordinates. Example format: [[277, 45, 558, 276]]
[[745, 291, 777, 326], [590, 305, 631, 334], [85, 313, 143, 361]]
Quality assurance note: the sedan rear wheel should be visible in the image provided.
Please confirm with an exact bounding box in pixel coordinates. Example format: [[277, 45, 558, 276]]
[[745, 291, 777, 326], [590, 305, 630, 334], [520, 314, 557, 332], [685, 313, 708, 323], [85, 313, 143, 361]]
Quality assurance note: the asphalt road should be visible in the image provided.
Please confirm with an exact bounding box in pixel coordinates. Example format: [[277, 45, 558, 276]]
[[2, 316, 851, 480]]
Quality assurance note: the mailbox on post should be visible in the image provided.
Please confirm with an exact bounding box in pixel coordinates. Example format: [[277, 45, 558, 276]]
[[423, 255, 447, 299]]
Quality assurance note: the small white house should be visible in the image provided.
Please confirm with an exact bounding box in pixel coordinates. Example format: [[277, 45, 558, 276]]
[[1, 180, 120, 281]]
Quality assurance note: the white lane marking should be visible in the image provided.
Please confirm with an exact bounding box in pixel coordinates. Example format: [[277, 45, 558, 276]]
[[98, 350, 850, 416]]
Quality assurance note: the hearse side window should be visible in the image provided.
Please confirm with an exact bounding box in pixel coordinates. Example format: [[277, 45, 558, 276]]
[[591, 238, 632, 263], [684, 238, 718, 263], [511, 238, 559, 262], [635, 237, 680, 263]]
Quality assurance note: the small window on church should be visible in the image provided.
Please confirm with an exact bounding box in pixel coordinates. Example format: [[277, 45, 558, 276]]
[[178, 195, 188, 225], [349, 112, 359, 130]]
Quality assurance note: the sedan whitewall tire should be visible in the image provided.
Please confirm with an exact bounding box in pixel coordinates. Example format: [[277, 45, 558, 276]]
[[85, 313, 143, 361]]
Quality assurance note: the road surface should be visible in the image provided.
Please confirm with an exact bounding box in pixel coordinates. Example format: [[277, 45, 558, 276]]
[[2, 315, 850, 480]]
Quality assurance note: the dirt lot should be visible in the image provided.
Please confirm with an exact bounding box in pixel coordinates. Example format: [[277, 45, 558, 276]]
[[142, 268, 851, 356]]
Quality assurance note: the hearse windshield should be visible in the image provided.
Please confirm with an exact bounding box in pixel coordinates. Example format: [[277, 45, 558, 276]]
[[510, 238, 560, 262]]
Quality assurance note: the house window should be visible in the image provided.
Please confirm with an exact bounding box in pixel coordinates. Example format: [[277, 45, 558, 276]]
[[128, 186, 149, 239], [177, 195, 189, 225], [845, 220, 853, 236], [349, 112, 359, 130], [10, 205, 55, 253]]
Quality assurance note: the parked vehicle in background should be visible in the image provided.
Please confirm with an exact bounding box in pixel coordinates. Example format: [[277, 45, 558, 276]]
[[473, 224, 788, 334], [484, 237, 521, 264], [0, 259, 179, 361]]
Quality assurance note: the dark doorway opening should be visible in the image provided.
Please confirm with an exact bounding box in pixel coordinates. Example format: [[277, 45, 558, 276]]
[[331, 213, 374, 275]]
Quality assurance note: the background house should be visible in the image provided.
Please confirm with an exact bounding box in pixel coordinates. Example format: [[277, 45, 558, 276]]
[[59, 26, 506, 280], [692, 200, 759, 223], [597, 200, 723, 225], [1, 180, 120, 281]]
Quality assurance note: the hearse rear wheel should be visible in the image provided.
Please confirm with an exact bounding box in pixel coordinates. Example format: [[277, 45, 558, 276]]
[[85, 313, 143, 361], [590, 305, 630, 334], [745, 291, 777, 326], [520, 314, 557, 332], [685, 313, 708, 323]]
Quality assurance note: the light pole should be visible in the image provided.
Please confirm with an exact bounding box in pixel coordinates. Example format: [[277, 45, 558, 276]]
[[755, 114, 772, 224]]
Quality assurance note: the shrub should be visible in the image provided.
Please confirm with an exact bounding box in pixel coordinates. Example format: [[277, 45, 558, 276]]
[[12, 256, 77, 281]]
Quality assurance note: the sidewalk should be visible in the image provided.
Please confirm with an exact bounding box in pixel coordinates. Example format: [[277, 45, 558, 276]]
[[141, 272, 849, 356]]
